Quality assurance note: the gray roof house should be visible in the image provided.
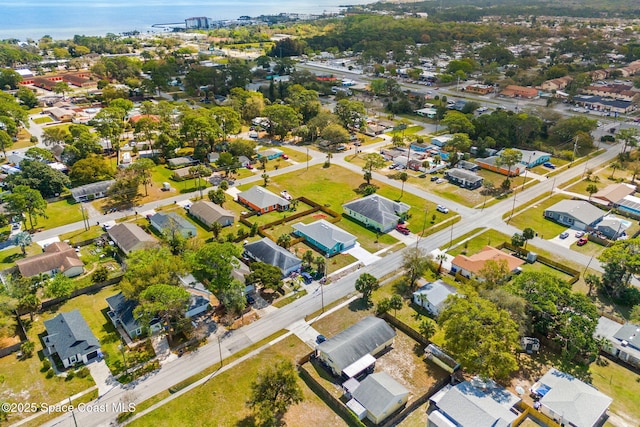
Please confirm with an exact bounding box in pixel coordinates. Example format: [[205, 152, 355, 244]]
[[243, 237, 301, 276], [167, 156, 198, 168], [43, 310, 100, 368], [292, 219, 356, 256], [445, 168, 483, 190], [531, 368, 612, 427], [594, 216, 630, 240], [316, 316, 396, 377], [595, 316, 640, 368], [107, 223, 158, 255], [349, 372, 410, 424], [149, 212, 197, 238], [237, 185, 290, 214], [70, 180, 115, 202], [106, 292, 144, 340], [543, 200, 605, 231], [428, 378, 521, 427], [343, 195, 410, 233], [188, 200, 234, 228], [412, 280, 457, 316]]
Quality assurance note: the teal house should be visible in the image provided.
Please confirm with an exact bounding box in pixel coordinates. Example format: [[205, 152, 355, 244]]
[[292, 220, 356, 257]]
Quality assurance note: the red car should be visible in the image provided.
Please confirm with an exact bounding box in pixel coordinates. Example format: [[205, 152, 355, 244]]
[[577, 237, 588, 246], [396, 224, 410, 235], [281, 154, 289, 160]]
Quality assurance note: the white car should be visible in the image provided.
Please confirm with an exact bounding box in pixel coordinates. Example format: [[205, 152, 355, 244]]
[[436, 204, 449, 214]]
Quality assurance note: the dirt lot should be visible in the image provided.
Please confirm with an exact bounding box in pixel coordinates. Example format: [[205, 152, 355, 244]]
[[375, 331, 448, 397]]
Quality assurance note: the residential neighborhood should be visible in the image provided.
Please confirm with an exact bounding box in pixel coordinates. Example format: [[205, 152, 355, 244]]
[[1, 1, 640, 426]]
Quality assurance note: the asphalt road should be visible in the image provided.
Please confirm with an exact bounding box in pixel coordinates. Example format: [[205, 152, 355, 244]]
[[21, 84, 633, 426]]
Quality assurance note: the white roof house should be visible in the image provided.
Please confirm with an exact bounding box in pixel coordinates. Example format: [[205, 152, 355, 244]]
[[429, 378, 521, 427], [350, 372, 409, 424], [531, 368, 612, 427], [412, 280, 457, 316]]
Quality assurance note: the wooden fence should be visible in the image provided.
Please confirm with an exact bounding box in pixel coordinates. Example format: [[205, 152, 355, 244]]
[[0, 313, 29, 358], [298, 362, 366, 427]]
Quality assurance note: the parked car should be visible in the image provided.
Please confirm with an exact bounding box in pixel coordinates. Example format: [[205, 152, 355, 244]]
[[281, 154, 289, 160], [577, 237, 588, 246], [435, 178, 445, 184], [248, 131, 258, 138], [316, 335, 327, 344], [301, 272, 313, 284], [559, 231, 570, 239], [575, 231, 585, 238], [436, 204, 449, 214], [396, 224, 410, 235], [543, 162, 556, 169], [246, 294, 256, 304], [430, 175, 439, 182]]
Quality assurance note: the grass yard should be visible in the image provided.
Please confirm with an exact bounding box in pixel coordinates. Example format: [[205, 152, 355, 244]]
[[58, 225, 104, 245], [445, 228, 511, 256], [290, 241, 358, 274], [0, 293, 122, 424], [129, 335, 337, 427], [591, 360, 640, 425], [32, 116, 53, 125], [279, 147, 311, 163], [506, 194, 572, 239], [238, 164, 453, 247], [32, 286, 131, 374], [38, 198, 85, 230], [0, 244, 42, 270]]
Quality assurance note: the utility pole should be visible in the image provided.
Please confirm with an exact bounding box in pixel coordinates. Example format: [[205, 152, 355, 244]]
[[80, 203, 89, 231], [416, 207, 428, 249]]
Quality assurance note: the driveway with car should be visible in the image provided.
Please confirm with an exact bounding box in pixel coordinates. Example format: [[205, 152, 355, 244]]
[[550, 229, 580, 248]]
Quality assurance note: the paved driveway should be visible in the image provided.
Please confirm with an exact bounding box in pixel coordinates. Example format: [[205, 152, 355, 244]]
[[549, 229, 579, 248], [344, 243, 380, 266], [87, 359, 116, 397]]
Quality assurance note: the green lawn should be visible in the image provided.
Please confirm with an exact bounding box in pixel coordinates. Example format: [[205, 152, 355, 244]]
[[35, 286, 131, 374], [32, 116, 53, 125], [1, 297, 117, 424], [38, 198, 85, 230], [58, 225, 105, 245], [591, 359, 640, 424], [151, 166, 211, 195], [0, 244, 42, 270], [445, 228, 511, 256], [290, 241, 358, 274], [506, 194, 572, 239], [129, 335, 339, 427]]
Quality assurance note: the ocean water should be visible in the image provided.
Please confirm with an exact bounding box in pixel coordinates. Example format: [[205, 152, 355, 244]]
[[0, 0, 370, 41]]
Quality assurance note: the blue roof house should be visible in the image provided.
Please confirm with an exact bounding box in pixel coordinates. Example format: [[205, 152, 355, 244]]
[[292, 220, 356, 256]]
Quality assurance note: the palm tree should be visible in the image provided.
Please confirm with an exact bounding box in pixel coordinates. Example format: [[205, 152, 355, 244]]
[[435, 253, 447, 274], [315, 256, 326, 275], [399, 172, 408, 198], [261, 173, 270, 187], [326, 152, 333, 166], [14, 231, 32, 255], [276, 233, 291, 249], [586, 183, 598, 201], [610, 161, 622, 179]]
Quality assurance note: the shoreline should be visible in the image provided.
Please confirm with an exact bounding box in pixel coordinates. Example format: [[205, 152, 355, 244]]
[[0, 0, 374, 42]]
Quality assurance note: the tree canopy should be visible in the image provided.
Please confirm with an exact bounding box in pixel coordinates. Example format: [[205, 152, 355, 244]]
[[440, 294, 519, 380]]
